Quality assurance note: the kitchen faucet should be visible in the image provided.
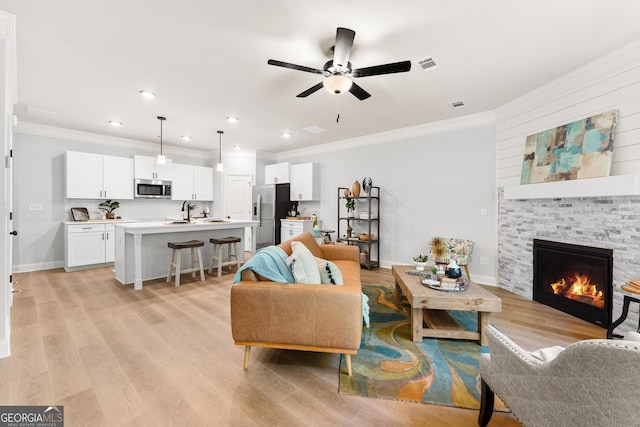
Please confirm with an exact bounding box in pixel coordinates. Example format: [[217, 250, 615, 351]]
[[181, 201, 191, 221]]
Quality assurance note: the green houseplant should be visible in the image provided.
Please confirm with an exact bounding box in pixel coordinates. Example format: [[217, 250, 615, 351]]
[[98, 200, 120, 219], [345, 198, 356, 217]]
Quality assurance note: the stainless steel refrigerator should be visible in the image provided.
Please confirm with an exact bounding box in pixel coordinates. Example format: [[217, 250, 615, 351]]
[[252, 183, 295, 249]]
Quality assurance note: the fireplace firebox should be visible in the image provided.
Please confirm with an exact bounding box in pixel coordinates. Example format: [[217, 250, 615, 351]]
[[533, 239, 612, 328]]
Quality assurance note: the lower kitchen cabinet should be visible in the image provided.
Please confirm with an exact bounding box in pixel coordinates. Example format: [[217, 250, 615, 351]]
[[280, 219, 319, 243], [64, 222, 118, 270]]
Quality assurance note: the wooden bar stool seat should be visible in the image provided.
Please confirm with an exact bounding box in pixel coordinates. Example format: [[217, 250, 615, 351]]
[[209, 237, 241, 277], [167, 240, 205, 287]]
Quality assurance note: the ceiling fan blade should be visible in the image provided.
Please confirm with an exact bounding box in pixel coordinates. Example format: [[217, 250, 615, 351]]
[[332, 27, 355, 71], [349, 82, 371, 100], [352, 60, 412, 78], [267, 59, 324, 75], [296, 82, 324, 98]]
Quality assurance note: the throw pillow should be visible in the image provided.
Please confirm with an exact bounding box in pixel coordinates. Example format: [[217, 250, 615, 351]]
[[315, 258, 344, 285], [287, 241, 321, 284], [624, 331, 640, 342]]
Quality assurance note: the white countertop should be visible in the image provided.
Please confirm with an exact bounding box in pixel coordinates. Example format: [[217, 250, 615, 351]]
[[116, 219, 258, 235], [63, 219, 137, 225]]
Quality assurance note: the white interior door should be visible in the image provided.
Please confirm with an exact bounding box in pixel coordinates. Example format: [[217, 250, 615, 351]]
[[224, 173, 252, 250]]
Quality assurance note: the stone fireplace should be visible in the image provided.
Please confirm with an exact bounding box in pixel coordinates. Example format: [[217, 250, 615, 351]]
[[498, 187, 640, 334], [532, 239, 613, 327]]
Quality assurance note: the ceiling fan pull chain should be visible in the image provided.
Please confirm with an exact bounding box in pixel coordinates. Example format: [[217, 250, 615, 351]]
[[336, 95, 340, 123]]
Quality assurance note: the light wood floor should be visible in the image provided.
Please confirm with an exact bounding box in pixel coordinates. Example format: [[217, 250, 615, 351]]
[[0, 266, 605, 426]]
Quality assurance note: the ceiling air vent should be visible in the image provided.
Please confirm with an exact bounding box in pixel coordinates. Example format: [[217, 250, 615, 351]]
[[302, 125, 327, 134], [449, 100, 465, 109], [416, 57, 438, 72]]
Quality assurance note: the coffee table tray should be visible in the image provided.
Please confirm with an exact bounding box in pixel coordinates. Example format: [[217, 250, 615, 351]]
[[422, 275, 470, 292]]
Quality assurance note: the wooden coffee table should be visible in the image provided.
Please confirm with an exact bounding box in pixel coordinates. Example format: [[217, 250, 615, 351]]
[[392, 265, 502, 345]]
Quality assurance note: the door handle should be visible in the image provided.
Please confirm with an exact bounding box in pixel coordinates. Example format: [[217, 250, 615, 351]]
[[9, 230, 17, 236]]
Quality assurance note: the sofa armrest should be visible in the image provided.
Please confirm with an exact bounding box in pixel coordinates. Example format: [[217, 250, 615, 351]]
[[230, 279, 362, 350]]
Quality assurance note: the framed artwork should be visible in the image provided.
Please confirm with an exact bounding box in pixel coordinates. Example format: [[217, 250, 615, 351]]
[[520, 110, 619, 184]]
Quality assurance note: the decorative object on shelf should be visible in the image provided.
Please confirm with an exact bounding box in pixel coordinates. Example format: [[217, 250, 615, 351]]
[[343, 188, 351, 198], [345, 197, 356, 217], [359, 233, 374, 241], [362, 176, 372, 194], [446, 259, 462, 278], [346, 224, 353, 238], [413, 254, 429, 271], [360, 250, 369, 265], [430, 237, 447, 263], [520, 109, 618, 184], [352, 180, 361, 198], [98, 200, 120, 219]]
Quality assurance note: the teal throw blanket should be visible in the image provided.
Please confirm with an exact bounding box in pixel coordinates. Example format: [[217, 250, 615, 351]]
[[232, 246, 294, 284]]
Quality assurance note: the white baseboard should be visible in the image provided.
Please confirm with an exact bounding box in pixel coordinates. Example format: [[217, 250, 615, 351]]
[[13, 260, 64, 273]]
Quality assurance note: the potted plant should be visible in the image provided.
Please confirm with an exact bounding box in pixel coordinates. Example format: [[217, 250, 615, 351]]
[[412, 254, 429, 271], [98, 200, 119, 219], [345, 198, 356, 217]]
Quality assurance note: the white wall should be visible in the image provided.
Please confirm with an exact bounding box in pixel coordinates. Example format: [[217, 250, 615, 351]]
[[13, 128, 215, 272], [274, 113, 497, 284], [496, 38, 640, 186]]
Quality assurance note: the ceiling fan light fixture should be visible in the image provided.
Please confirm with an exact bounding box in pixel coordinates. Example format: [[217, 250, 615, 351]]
[[323, 74, 352, 94]]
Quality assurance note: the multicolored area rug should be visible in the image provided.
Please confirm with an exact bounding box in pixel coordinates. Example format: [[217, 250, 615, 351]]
[[339, 283, 490, 409]]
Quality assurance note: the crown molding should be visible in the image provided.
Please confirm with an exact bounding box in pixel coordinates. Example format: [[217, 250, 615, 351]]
[[275, 111, 496, 161], [15, 121, 208, 159]]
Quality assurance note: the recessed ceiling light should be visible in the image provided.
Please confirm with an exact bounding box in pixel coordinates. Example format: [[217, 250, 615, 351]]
[[282, 132, 291, 138], [139, 90, 156, 99], [226, 116, 239, 123], [233, 145, 241, 150], [108, 121, 123, 127], [181, 135, 192, 141]]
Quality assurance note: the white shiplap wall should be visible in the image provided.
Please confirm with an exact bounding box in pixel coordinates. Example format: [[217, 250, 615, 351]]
[[496, 38, 640, 187]]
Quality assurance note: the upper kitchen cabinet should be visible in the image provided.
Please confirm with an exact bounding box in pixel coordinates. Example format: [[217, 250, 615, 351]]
[[134, 155, 173, 181], [66, 151, 134, 199], [290, 162, 320, 201], [264, 162, 290, 184], [172, 163, 214, 201]]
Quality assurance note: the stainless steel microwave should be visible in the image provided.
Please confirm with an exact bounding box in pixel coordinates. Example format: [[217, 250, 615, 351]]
[[134, 179, 172, 199]]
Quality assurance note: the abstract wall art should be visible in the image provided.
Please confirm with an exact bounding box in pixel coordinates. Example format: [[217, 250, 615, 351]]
[[520, 110, 619, 184]]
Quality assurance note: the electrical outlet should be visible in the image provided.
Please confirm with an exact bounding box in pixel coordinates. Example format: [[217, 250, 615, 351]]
[[480, 207, 487, 216], [480, 256, 489, 266], [28, 203, 43, 211]]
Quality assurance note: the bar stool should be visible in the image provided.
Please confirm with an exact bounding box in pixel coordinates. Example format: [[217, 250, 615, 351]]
[[209, 237, 241, 277], [166, 240, 205, 287]]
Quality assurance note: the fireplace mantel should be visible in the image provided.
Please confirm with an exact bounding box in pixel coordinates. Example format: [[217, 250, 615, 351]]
[[503, 175, 640, 200]]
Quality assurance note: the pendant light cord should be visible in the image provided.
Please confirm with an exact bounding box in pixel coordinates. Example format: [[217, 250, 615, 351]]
[[157, 116, 166, 156]]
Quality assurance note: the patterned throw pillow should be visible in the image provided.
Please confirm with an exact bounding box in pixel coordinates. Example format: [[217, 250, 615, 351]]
[[316, 258, 344, 285], [287, 241, 321, 284]]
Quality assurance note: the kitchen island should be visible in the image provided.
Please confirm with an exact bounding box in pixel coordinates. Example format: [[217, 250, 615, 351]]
[[114, 219, 258, 290]]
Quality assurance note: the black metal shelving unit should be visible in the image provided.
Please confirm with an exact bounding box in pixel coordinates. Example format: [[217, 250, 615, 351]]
[[337, 186, 380, 270]]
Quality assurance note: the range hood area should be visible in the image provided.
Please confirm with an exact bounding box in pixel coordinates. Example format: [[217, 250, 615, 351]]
[[503, 175, 640, 200]]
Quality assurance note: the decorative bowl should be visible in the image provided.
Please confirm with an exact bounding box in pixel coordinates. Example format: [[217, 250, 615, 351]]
[[359, 233, 374, 241], [413, 261, 428, 271]]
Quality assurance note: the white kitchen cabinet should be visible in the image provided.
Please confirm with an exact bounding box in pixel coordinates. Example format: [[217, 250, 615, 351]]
[[64, 223, 116, 270], [290, 162, 320, 201], [280, 219, 319, 242], [133, 155, 173, 180], [265, 162, 290, 184], [66, 151, 134, 199], [171, 163, 214, 201]]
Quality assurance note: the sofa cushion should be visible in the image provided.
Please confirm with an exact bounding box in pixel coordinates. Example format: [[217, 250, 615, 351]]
[[287, 241, 321, 284], [316, 258, 344, 285]]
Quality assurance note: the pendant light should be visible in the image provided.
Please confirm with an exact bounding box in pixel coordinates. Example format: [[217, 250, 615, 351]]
[[217, 130, 224, 171], [157, 116, 166, 164]]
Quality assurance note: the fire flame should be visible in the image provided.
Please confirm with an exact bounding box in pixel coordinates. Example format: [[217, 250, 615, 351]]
[[549, 273, 603, 308]]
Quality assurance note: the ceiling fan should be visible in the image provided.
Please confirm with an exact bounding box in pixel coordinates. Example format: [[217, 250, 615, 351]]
[[267, 27, 412, 101]]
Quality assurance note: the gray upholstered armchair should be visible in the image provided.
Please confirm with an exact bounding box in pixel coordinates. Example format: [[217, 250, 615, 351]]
[[479, 324, 640, 427]]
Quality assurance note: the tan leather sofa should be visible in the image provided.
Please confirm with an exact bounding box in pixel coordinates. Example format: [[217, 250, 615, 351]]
[[230, 232, 362, 375]]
